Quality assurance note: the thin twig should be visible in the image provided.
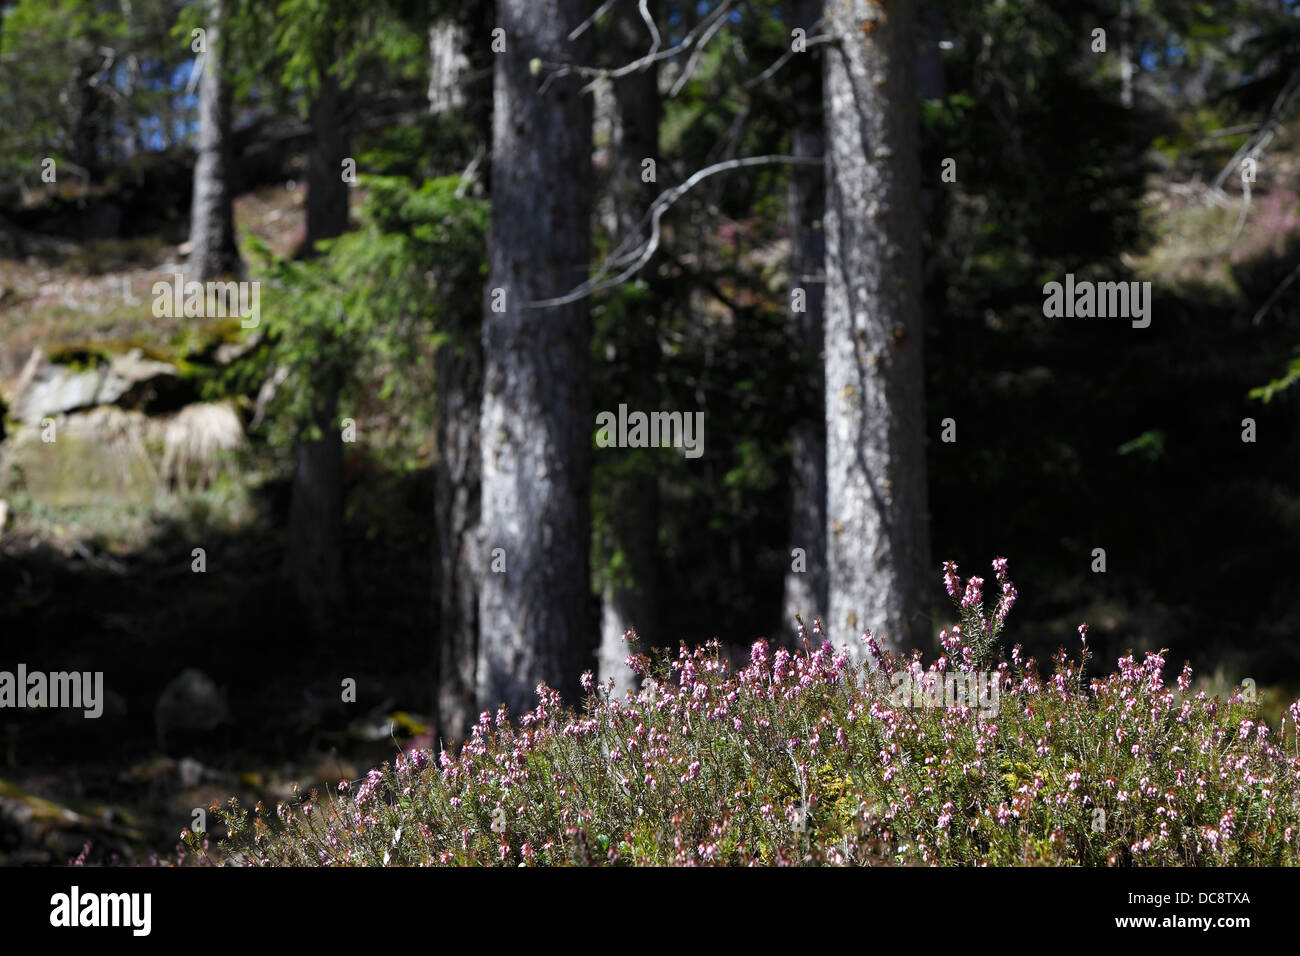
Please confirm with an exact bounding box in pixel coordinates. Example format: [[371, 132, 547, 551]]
[[1251, 259, 1300, 326], [568, 0, 618, 41], [539, 0, 734, 95], [1212, 68, 1300, 190], [743, 31, 834, 90], [455, 143, 485, 199], [523, 154, 822, 309], [638, 0, 662, 59], [669, 1, 735, 97]]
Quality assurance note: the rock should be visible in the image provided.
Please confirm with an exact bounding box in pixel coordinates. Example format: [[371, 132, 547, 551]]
[[0, 397, 245, 507], [97, 348, 180, 410], [0, 407, 160, 509], [11, 364, 104, 425], [9, 348, 178, 424], [154, 669, 231, 754]]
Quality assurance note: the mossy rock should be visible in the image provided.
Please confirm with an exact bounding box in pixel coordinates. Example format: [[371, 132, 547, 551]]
[[0, 408, 164, 510]]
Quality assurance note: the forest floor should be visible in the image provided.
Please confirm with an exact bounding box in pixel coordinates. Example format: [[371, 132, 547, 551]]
[[0, 182, 442, 864]]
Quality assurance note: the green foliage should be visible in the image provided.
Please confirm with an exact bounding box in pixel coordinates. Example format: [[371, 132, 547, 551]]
[[212, 0, 426, 112], [1249, 354, 1300, 404], [0, 0, 148, 183], [1117, 429, 1167, 462], [224, 175, 485, 450]]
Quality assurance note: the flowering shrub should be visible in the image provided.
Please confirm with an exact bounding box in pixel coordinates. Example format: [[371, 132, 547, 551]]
[[193, 559, 1300, 866]]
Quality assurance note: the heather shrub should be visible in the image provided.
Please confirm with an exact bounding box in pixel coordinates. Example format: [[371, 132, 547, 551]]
[[193, 559, 1300, 866]]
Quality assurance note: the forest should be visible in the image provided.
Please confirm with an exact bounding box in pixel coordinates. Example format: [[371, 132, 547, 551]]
[[0, 0, 1298, 869]]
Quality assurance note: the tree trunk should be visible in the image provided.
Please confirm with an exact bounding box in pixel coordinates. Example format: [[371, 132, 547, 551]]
[[428, 19, 468, 114], [1119, 0, 1134, 109], [596, 0, 662, 697], [431, 12, 492, 741], [286, 69, 351, 625], [188, 0, 241, 280], [917, 1, 945, 103], [433, 328, 482, 742], [286, 371, 344, 627], [478, 0, 595, 717], [303, 71, 351, 253], [822, 0, 930, 656], [782, 0, 829, 640]]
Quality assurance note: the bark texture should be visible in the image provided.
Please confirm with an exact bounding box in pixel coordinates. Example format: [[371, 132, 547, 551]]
[[478, 0, 596, 716], [434, 330, 483, 741], [286, 372, 344, 627], [303, 71, 351, 253], [782, 0, 829, 638], [188, 0, 241, 280], [428, 19, 469, 114], [822, 0, 931, 655], [287, 66, 352, 624], [431, 8, 496, 740]]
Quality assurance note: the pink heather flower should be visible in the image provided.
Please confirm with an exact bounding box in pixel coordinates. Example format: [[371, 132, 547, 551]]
[[863, 631, 885, 668], [961, 576, 984, 609], [991, 557, 1009, 581], [750, 639, 769, 667], [773, 649, 791, 683], [937, 801, 954, 830], [1077, 622, 1088, 644], [1204, 826, 1221, 851], [1219, 808, 1236, 841], [995, 580, 1017, 627], [356, 768, 384, 804], [580, 670, 594, 694], [942, 561, 961, 598]]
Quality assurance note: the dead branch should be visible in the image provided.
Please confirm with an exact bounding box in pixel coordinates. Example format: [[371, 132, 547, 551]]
[[523, 154, 821, 309]]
